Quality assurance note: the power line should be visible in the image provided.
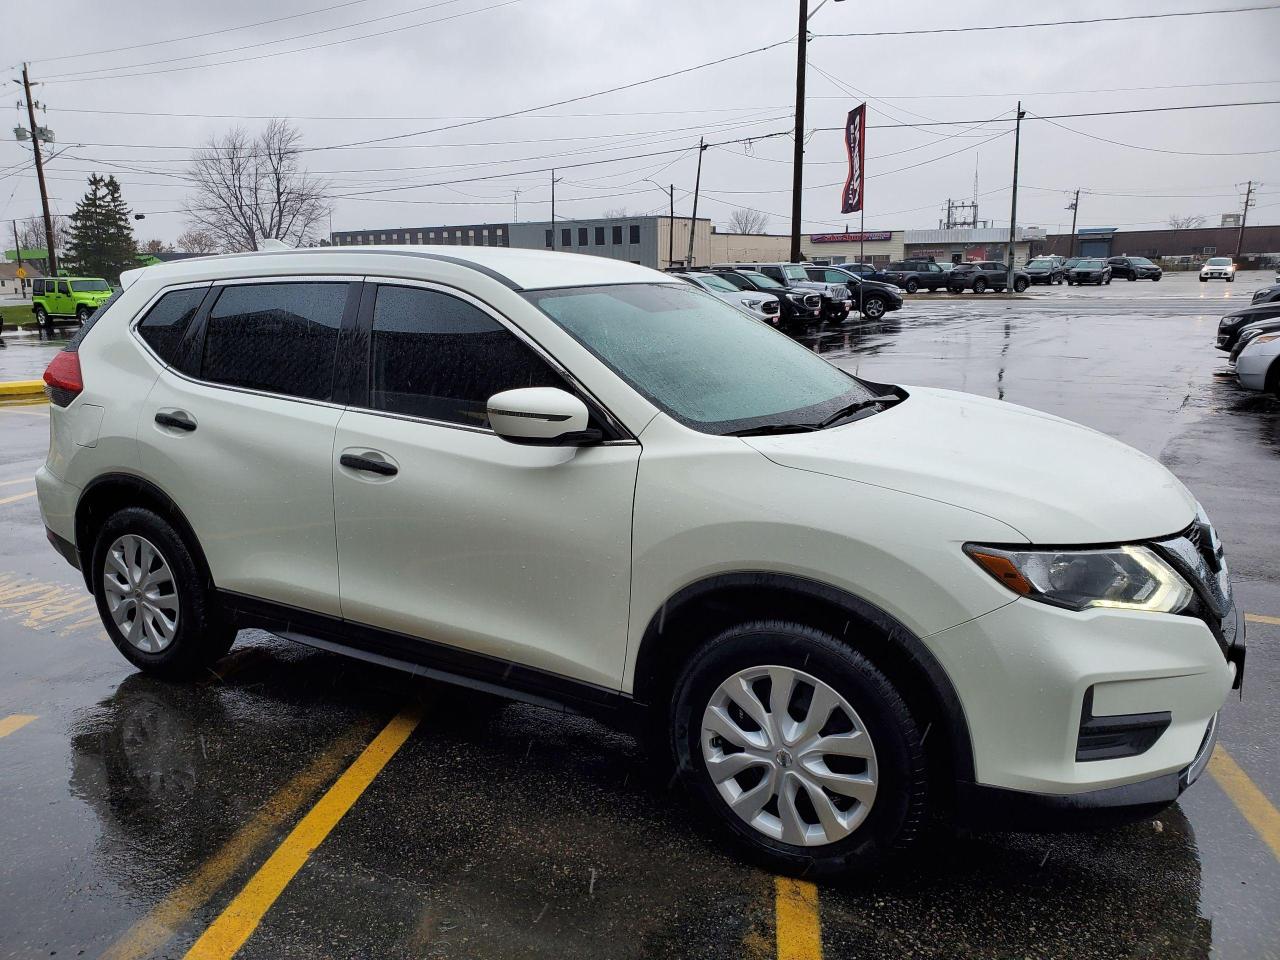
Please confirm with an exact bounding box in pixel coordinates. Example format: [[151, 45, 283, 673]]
[[41, 0, 476, 80], [1028, 111, 1280, 156], [28, 0, 376, 66], [814, 3, 1280, 37]]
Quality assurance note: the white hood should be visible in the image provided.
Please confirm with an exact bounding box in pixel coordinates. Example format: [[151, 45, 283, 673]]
[[743, 386, 1196, 544]]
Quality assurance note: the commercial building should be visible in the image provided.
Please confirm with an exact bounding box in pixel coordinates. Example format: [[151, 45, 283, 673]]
[[1037, 224, 1280, 263], [331, 223, 512, 248]]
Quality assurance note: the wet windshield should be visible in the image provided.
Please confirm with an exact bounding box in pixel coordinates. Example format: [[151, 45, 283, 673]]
[[70, 279, 111, 292], [524, 283, 882, 434], [696, 274, 741, 293], [783, 265, 809, 281]]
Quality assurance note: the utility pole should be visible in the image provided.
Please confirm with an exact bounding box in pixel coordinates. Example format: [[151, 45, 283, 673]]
[[21, 64, 57, 277], [667, 184, 675, 268], [687, 137, 706, 267], [1006, 100, 1025, 292], [1235, 180, 1255, 258], [1067, 189, 1080, 258], [11, 220, 22, 295], [512, 187, 522, 223], [789, 0, 809, 263], [550, 169, 562, 250]]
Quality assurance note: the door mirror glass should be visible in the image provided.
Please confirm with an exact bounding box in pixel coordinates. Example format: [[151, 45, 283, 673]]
[[487, 387, 597, 446]]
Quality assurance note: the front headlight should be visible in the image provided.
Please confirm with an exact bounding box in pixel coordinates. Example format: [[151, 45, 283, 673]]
[[742, 298, 763, 309], [1250, 333, 1280, 346], [965, 543, 1194, 613]]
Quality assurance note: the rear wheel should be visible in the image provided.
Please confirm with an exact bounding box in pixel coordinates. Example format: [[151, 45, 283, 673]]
[[1013, 278, 1029, 293], [1126, 274, 1136, 281], [904, 278, 919, 294], [670, 621, 927, 876], [972, 278, 987, 294], [92, 508, 235, 678]]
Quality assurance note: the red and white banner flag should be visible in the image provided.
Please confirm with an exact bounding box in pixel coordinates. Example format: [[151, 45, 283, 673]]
[[841, 103, 866, 214]]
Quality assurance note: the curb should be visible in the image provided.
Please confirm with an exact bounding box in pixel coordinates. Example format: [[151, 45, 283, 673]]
[[0, 380, 46, 399]]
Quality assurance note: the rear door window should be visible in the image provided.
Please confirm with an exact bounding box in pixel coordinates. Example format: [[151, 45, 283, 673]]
[[137, 287, 207, 369], [367, 284, 566, 428], [201, 282, 349, 401]]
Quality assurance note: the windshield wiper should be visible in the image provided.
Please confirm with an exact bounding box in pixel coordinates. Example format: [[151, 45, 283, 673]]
[[815, 394, 900, 429], [725, 422, 819, 437]]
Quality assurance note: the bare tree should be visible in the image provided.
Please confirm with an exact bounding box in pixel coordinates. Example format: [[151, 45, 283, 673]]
[[183, 119, 331, 252], [140, 238, 172, 255], [728, 208, 770, 234], [175, 226, 222, 255], [1167, 214, 1206, 230], [15, 215, 70, 254]]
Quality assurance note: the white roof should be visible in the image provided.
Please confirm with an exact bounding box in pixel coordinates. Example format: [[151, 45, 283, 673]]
[[125, 245, 676, 292]]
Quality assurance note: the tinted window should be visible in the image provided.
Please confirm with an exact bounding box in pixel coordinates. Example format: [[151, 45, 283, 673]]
[[71, 279, 110, 292], [629, 225, 640, 244], [33, 279, 45, 295], [714, 272, 751, 290], [138, 287, 206, 367], [595, 226, 605, 245], [578, 227, 588, 247], [58, 281, 70, 294], [369, 285, 564, 428], [201, 283, 347, 401], [561, 228, 571, 247]]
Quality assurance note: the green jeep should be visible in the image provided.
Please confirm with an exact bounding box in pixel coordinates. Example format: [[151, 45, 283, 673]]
[[32, 276, 114, 329]]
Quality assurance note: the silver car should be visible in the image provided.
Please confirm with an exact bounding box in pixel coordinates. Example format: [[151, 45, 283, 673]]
[[677, 272, 783, 325]]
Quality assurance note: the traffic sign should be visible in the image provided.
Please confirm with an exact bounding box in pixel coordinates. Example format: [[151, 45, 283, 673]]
[[15, 267, 26, 280]]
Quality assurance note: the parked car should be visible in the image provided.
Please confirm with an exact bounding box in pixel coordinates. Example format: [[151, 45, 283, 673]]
[[1108, 256, 1163, 282], [947, 261, 1030, 293], [1062, 257, 1084, 272], [1216, 303, 1280, 353], [713, 262, 851, 322], [38, 245, 1241, 875], [1229, 316, 1280, 362], [1200, 257, 1236, 282], [826, 262, 893, 285], [1250, 283, 1280, 305], [881, 259, 950, 293], [803, 265, 903, 320], [1024, 258, 1066, 285], [711, 269, 822, 329], [1234, 328, 1280, 395], [676, 272, 782, 325], [1067, 259, 1112, 286], [32, 276, 114, 329]]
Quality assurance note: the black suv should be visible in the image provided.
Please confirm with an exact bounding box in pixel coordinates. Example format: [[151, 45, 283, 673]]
[[881, 259, 950, 293], [711, 270, 822, 329], [804, 266, 903, 320], [1251, 283, 1280, 305], [1108, 256, 1163, 282], [827, 262, 892, 284], [1216, 303, 1280, 353], [1025, 259, 1066, 285], [947, 261, 1030, 293]]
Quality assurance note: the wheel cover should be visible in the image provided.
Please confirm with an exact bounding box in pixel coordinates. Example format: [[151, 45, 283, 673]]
[[700, 665, 878, 847], [864, 300, 884, 318], [103, 534, 180, 652]]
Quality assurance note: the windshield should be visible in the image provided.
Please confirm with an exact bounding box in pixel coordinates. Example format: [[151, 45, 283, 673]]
[[783, 265, 809, 281], [696, 274, 741, 293], [1130, 257, 1154, 266], [1026, 261, 1051, 270], [523, 283, 880, 434], [739, 271, 786, 291], [70, 279, 111, 292], [1207, 258, 1232, 266], [1078, 259, 1103, 268]]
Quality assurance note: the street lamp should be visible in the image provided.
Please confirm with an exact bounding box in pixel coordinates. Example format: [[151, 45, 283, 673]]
[[791, 0, 846, 262], [644, 178, 676, 268]]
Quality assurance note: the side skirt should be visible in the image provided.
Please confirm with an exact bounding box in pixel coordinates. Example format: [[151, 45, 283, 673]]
[[217, 590, 646, 730]]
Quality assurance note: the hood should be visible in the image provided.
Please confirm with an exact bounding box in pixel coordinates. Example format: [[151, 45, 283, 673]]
[[859, 279, 903, 297], [742, 386, 1195, 544]]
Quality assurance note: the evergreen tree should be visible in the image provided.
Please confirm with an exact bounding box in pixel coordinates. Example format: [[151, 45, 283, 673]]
[[63, 174, 137, 283]]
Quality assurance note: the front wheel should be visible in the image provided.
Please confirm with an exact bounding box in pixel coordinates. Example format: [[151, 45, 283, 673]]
[[92, 508, 235, 678], [904, 278, 919, 294], [1152, 275, 1161, 282], [1126, 274, 1136, 281], [1200, 276, 1208, 282], [671, 622, 927, 876], [861, 296, 887, 320], [1104, 277, 1111, 285], [76, 305, 92, 323], [1013, 278, 1029, 293], [1227, 275, 1235, 282], [34, 306, 49, 329], [972, 278, 987, 294]]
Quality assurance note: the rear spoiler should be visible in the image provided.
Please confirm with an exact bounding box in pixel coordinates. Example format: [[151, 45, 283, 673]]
[[119, 267, 145, 290]]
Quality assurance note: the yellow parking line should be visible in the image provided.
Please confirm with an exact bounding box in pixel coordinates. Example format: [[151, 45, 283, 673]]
[[1209, 746, 1280, 862], [1246, 613, 1280, 627], [184, 706, 422, 960], [0, 490, 36, 507], [0, 403, 49, 414], [775, 877, 823, 960], [100, 720, 376, 960], [0, 477, 34, 487], [0, 714, 37, 738]]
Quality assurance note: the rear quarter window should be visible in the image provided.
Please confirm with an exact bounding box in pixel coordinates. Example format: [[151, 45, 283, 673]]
[[137, 287, 208, 370]]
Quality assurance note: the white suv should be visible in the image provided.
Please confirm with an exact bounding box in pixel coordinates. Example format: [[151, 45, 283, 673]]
[[37, 247, 1242, 876]]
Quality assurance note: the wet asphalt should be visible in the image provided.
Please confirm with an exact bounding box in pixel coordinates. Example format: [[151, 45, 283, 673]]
[[0, 270, 1277, 959]]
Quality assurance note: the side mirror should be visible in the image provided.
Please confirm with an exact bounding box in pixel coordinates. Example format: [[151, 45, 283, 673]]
[[487, 387, 601, 447]]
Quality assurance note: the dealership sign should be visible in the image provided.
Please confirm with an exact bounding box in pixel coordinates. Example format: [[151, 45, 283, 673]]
[[811, 231, 892, 244], [840, 103, 866, 214]]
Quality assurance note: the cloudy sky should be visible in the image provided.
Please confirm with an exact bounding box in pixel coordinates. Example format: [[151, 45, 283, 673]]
[[3, 0, 1278, 246]]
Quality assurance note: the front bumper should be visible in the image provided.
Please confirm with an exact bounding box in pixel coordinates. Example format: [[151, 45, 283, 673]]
[[1236, 346, 1275, 389], [1202, 270, 1233, 279]]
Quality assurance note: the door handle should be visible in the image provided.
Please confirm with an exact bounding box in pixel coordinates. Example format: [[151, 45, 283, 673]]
[[340, 453, 398, 477], [155, 411, 197, 432]]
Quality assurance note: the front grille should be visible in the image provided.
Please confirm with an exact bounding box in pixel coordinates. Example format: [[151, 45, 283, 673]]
[[1152, 519, 1233, 652]]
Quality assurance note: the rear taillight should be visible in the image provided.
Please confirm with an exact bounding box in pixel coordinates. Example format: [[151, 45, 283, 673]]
[[44, 350, 83, 407]]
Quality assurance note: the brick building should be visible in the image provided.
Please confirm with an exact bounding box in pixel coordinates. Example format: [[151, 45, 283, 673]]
[[1038, 224, 1280, 263]]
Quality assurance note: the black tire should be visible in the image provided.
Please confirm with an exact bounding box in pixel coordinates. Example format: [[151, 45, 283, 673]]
[[972, 278, 987, 294], [947, 286, 961, 294], [904, 278, 919, 294], [1152, 275, 1161, 282], [861, 296, 887, 320], [34, 306, 48, 329], [1013, 278, 1028, 293], [91, 507, 235, 679], [1227, 275, 1235, 283], [1103, 277, 1111, 285], [76, 304, 92, 322], [670, 621, 927, 877], [1200, 276, 1208, 282], [1126, 274, 1136, 281]]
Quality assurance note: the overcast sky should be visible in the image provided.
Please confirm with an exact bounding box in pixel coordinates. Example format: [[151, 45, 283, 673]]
[[3, 0, 1278, 246]]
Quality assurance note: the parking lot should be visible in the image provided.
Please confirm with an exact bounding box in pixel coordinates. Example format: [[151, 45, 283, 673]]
[[1, 272, 1277, 960]]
